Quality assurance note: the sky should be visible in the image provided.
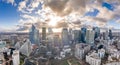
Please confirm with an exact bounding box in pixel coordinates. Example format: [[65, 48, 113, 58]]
[[0, 0, 120, 32]]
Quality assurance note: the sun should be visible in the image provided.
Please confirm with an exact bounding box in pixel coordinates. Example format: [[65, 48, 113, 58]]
[[48, 15, 62, 27], [48, 21, 57, 27]]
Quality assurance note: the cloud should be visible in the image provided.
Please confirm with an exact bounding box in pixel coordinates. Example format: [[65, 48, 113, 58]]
[[16, 25, 29, 31], [17, 18, 44, 31], [55, 20, 68, 28], [7, 0, 14, 4], [93, 17, 108, 22], [18, 0, 27, 13], [16, 0, 120, 32], [44, 0, 86, 16], [44, 0, 69, 16], [18, 0, 42, 14], [2, 0, 16, 6], [72, 20, 81, 25]]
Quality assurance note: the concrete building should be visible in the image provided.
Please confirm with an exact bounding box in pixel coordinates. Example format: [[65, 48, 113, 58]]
[[53, 35, 61, 48], [103, 51, 120, 65], [86, 51, 101, 65], [117, 41, 120, 50], [14, 42, 21, 50], [0, 41, 6, 48], [103, 30, 109, 40], [86, 30, 95, 45], [68, 28, 74, 44], [75, 43, 91, 60], [98, 49, 105, 58], [61, 28, 69, 46], [42, 27, 46, 44], [12, 50, 20, 65], [73, 30, 81, 43], [19, 39, 32, 57], [0, 53, 5, 65], [86, 49, 105, 65], [112, 32, 120, 37], [10, 34, 18, 45]]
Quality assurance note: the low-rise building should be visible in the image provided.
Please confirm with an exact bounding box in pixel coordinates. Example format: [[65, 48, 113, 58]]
[[75, 43, 91, 60], [103, 51, 120, 65], [86, 49, 105, 65]]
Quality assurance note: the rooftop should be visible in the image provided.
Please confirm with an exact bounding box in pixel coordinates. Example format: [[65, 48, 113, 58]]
[[75, 43, 90, 49]]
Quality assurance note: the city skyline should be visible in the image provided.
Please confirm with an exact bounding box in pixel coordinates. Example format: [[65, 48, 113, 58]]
[[0, 0, 120, 65]]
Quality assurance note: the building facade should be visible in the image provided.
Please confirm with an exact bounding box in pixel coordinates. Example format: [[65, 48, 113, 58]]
[[61, 28, 69, 46], [86, 30, 95, 45], [29, 25, 40, 45], [75, 43, 91, 60]]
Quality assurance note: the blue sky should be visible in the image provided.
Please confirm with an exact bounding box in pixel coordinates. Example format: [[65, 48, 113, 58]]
[[0, 1, 20, 28], [0, 0, 120, 32]]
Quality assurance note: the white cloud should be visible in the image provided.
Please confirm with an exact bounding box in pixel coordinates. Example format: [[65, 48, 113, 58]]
[[18, 1, 27, 13], [7, 0, 14, 4], [18, 0, 42, 14], [2, 0, 16, 6], [16, 0, 120, 32]]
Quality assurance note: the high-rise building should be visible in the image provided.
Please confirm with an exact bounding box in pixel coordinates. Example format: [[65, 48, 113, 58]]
[[42, 27, 46, 40], [61, 28, 69, 46], [14, 42, 21, 50], [53, 35, 61, 48], [103, 30, 109, 40], [68, 28, 73, 44], [86, 30, 95, 45], [93, 27, 100, 39], [29, 24, 40, 45], [35, 29, 40, 44], [108, 29, 113, 40], [12, 50, 20, 65], [47, 27, 54, 50], [48, 27, 53, 34], [10, 34, 18, 45], [73, 30, 81, 43], [81, 27, 87, 43], [19, 39, 32, 57]]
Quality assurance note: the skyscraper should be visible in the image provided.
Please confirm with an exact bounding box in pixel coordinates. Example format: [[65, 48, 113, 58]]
[[103, 30, 109, 40], [93, 27, 100, 39], [86, 30, 95, 45], [81, 27, 87, 43], [19, 39, 32, 57], [53, 35, 61, 48], [61, 28, 69, 46], [47, 27, 54, 50], [68, 28, 73, 44], [48, 27, 53, 34], [42, 27, 46, 44], [73, 30, 81, 43], [108, 29, 113, 40], [29, 24, 40, 45], [35, 29, 40, 44]]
